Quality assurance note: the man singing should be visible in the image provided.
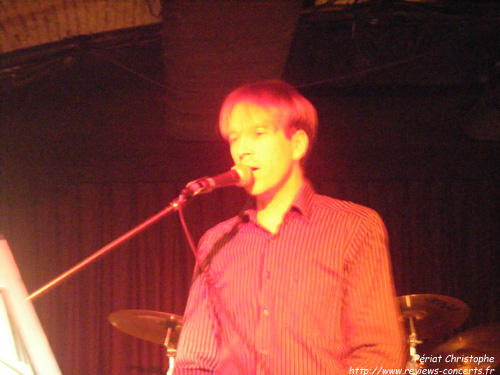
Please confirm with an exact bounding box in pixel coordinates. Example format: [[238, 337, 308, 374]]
[[173, 80, 406, 374]]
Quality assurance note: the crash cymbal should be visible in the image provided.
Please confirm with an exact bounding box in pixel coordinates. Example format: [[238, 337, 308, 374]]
[[108, 310, 183, 352], [428, 324, 500, 370], [397, 294, 470, 339]]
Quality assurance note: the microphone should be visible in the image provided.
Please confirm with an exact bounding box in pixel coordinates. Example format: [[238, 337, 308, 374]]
[[183, 165, 254, 196]]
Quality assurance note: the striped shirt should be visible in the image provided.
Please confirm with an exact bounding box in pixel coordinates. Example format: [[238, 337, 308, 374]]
[[173, 181, 406, 375]]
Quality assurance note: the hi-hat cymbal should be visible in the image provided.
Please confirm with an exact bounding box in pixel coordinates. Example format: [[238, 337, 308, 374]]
[[108, 310, 183, 352], [397, 294, 470, 339], [428, 324, 500, 370]]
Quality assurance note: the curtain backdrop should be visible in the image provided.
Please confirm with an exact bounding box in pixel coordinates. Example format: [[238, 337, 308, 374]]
[[1, 175, 498, 374]]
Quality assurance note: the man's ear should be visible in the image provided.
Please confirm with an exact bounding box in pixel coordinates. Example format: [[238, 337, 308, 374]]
[[292, 129, 309, 162]]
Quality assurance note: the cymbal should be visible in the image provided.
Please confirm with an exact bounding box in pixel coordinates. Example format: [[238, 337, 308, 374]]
[[429, 324, 500, 370], [108, 310, 183, 352], [397, 294, 470, 339]]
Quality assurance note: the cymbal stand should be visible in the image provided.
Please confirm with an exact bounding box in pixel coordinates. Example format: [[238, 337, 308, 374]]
[[164, 327, 175, 375], [405, 316, 423, 370]]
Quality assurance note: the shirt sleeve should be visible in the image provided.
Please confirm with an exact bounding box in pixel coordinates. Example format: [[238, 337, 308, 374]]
[[172, 266, 219, 375], [341, 211, 407, 372]]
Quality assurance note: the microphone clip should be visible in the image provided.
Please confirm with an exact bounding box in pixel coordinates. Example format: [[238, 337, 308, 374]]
[[181, 177, 214, 198]]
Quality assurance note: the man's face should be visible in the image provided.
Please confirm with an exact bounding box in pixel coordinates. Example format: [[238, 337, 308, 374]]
[[225, 102, 303, 200]]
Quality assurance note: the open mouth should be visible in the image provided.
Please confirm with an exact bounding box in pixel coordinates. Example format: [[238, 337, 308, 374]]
[[249, 167, 260, 175]]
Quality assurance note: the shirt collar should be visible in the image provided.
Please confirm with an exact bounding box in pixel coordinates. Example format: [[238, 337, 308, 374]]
[[292, 179, 315, 220], [239, 179, 316, 223]]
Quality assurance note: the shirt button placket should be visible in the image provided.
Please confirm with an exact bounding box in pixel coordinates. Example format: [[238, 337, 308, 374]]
[[260, 233, 276, 372]]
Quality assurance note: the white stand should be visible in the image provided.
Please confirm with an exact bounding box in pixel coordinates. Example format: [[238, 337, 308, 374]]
[[0, 237, 62, 375]]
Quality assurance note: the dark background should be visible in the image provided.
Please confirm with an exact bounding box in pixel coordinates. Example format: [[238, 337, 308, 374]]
[[1, 2, 499, 374]]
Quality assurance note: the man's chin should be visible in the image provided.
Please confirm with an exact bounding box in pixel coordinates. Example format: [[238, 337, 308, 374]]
[[248, 186, 277, 203]]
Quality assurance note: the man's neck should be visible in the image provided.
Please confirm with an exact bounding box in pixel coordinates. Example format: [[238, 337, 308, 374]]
[[255, 169, 304, 234]]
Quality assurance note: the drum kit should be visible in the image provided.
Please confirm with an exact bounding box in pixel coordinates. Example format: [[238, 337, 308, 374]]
[[108, 310, 183, 375], [397, 294, 499, 371], [108, 294, 499, 373]]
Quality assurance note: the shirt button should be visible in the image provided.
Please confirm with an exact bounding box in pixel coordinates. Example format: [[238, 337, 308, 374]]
[[263, 309, 269, 317], [261, 349, 268, 356]]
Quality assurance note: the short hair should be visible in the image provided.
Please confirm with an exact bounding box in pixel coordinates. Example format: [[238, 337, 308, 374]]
[[219, 80, 318, 149]]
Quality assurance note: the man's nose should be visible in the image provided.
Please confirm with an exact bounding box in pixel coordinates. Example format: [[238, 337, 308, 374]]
[[235, 136, 253, 160]]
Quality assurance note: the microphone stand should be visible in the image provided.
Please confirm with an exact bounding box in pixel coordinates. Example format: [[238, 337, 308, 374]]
[[28, 189, 197, 301]]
